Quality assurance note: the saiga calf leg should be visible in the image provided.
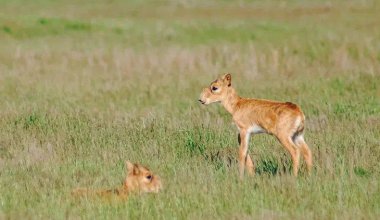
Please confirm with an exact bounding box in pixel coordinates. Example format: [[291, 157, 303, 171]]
[[277, 135, 300, 176], [238, 133, 254, 176]]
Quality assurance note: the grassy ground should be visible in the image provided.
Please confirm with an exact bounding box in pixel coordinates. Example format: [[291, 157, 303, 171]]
[[0, 0, 379, 219]]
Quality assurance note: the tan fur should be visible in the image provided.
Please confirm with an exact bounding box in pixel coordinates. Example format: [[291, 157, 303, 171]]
[[72, 161, 162, 200], [199, 74, 312, 178]]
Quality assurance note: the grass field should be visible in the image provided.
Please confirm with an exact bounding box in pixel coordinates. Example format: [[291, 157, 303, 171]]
[[0, 0, 379, 219]]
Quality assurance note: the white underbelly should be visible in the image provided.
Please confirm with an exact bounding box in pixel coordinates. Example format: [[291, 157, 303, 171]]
[[248, 124, 267, 134]]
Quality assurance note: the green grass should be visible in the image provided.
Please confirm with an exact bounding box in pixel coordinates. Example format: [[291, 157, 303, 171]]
[[0, 0, 379, 219]]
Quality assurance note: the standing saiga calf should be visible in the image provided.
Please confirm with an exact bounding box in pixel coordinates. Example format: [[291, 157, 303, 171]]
[[199, 74, 312, 178]]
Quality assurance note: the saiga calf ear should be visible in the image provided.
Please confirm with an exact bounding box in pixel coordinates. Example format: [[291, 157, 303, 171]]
[[222, 73, 232, 86], [126, 161, 139, 175]]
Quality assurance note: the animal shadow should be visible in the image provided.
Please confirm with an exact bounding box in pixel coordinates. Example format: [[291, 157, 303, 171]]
[[204, 147, 289, 176]]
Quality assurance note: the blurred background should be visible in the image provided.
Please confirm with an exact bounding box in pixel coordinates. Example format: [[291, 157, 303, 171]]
[[0, 0, 379, 219]]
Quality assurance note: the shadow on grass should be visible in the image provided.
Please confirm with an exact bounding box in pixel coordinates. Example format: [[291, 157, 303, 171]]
[[201, 147, 290, 176], [255, 158, 280, 176], [182, 130, 290, 176]]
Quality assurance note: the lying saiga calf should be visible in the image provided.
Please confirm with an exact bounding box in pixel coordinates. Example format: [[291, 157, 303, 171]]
[[199, 74, 312, 178], [72, 161, 162, 200]]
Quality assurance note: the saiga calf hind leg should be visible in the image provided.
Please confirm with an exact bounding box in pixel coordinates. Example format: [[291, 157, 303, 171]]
[[277, 135, 300, 176], [294, 135, 312, 174]]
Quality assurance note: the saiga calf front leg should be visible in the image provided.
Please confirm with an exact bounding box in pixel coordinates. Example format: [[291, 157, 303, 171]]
[[238, 133, 254, 177], [238, 130, 255, 179]]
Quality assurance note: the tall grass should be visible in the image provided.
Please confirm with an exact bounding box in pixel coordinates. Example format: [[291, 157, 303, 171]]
[[0, 0, 379, 219]]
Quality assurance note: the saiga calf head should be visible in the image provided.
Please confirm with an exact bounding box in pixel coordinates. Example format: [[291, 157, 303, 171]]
[[124, 161, 162, 193], [198, 73, 232, 105]]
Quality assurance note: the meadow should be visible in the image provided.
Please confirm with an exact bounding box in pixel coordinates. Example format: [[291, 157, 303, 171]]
[[0, 0, 379, 219]]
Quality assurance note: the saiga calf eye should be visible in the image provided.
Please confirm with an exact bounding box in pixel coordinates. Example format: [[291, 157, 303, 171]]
[[211, 86, 218, 91]]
